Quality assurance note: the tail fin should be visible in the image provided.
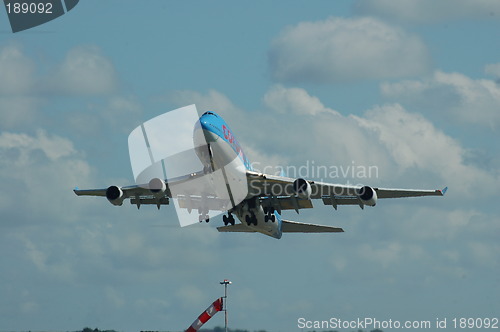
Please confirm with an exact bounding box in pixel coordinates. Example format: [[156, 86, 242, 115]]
[[279, 167, 287, 177]]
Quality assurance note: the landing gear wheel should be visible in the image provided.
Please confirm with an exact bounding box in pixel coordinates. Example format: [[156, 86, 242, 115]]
[[245, 215, 252, 226], [223, 215, 228, 225], [264, 215, 269, 223], [271, 214, 276, 222], [229, 214, 235, 225], [251, 214, 258, 226]]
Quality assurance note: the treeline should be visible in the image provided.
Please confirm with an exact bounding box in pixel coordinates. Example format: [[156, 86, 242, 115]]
[[199, 327, 268, 332], [80, 328, 119, 332], [78, 327, 384, 332]]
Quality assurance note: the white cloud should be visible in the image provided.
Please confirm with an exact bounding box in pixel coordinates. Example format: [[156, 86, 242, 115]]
[[0, 130, 91, 221], [0, 45, 41, 129], [358, 242, 402, 268], [485, 63, 500, 78], [46, 46, 119, 95], [353, 103, 496, 194], [0, 45, 35, 95], [353, 0, 500, 23], [263, 84, 339, 115], [0, 130, 76, 160], [169, 89, 242, 115], [0, 44, 119, 97], [0, 44, 123, 131], [0, 97, 40, 129], [261, 86, 394, 179], [381, 71, 500, 127], [260, 85, 497, 194], [268, 16, 430, 83]]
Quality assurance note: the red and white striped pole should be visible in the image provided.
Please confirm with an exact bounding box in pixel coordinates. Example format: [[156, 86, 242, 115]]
[[185, 297, 223, 332]]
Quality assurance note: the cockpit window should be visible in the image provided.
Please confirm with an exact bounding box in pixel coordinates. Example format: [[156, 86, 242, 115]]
[[202, 111, 218, 117]]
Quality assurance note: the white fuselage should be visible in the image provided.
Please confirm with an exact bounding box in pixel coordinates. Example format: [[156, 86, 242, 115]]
[[194, 125, 282, 239]]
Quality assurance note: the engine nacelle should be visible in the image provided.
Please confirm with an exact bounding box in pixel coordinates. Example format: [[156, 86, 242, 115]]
[[293, 178, 312, 199], [357, 185, 377, 206], [106, 185, 124, 206], [149, 177, 166, 196]]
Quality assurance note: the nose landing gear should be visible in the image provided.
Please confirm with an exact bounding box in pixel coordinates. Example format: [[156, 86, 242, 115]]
[[199, 214, 210, 223], [198, 208, 210, 223]]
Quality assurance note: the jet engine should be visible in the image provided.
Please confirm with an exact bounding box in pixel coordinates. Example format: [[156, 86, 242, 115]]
[[293, 178, 312, 199], [357, 185, 377, 206], [149, 177, 166, 196], [106, 185, 124, 206]]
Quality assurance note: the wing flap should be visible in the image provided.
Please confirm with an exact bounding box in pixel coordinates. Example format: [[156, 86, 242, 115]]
[[321, 196, 359, 206], [177, 195, 231, 212], [261, 196, 313, 211], [281, 219, 344, 233]]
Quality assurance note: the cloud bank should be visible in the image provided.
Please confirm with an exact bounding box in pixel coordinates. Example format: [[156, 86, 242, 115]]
[[381, 71, 500, 128], [268, 16, 430, 84], [354, 0, 500, 23]]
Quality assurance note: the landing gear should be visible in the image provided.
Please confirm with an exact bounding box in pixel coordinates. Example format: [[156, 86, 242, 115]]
[[264, 214, 276, 222], [222, 214, 235, 226], [198, 207, 210, 223], [199, 214, 209, 223], [245, 213, 257, 226], [264, 208, 276, 223]]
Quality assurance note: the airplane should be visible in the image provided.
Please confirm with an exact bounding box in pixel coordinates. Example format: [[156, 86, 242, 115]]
[[74, 106, 447, 239]]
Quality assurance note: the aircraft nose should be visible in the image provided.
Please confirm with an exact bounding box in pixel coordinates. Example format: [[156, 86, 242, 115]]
[[194, 115, 219, 144], [198, 114, 212, 130]]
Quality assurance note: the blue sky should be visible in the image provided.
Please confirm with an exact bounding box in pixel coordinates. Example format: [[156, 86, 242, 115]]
[[0, 1, 499, 331]]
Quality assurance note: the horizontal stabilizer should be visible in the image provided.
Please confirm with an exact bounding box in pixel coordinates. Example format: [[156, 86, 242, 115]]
[[217, 220, 344, 233], [281, 219, 344, 233], [217, 224, 256, 233]]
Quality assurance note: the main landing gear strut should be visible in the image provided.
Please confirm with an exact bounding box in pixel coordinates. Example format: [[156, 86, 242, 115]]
[[222, 213, 235, 226], [264, 207, 276, 223], [245, 213, 258, 226]]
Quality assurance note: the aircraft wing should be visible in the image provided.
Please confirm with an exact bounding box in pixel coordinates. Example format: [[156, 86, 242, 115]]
[[73, 171, 207, 208], [247, 170, 447, 211], [74, 184, 158, 197]]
